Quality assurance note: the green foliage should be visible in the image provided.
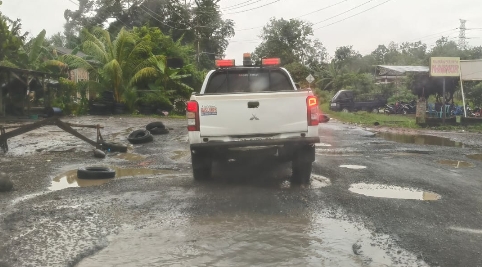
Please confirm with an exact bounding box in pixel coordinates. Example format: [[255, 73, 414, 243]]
[[387, 87, 417, 103], [252, 18, 326, 68], [52, 78, 78, 114], [466, 82, 482, 107], [320, 103, 418, 128]]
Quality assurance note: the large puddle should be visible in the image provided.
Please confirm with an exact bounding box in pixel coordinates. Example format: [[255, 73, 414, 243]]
[[340, 165, 367, 170], [49, 167, 175, 191], [437, 160, 474, 168], [115, 153, 146, 161], [349, 183, 441, 201], [78, 213, 429, 267], [466, 154, 482, 161], [280, 174, 331, 189], [377, 132, 465, 148]]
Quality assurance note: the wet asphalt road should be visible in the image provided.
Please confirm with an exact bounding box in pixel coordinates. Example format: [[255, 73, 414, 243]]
[[1, 116, 482, 267]]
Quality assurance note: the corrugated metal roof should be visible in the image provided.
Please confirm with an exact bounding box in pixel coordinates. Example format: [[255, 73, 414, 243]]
[[377, 65, 429, 76]]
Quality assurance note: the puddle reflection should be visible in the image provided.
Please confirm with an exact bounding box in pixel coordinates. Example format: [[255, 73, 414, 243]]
[[377, 132, 465, 148], [466, 154, 482, 161], [340, 165, 367, 170], [437, 160, 474, 168], [50, 167, 174, 191], [78, 212, 428, 267], [349, 183, 441, 201]]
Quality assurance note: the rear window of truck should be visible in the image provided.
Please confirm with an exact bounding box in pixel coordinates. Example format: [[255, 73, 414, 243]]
[[204, 69, 294, 93]]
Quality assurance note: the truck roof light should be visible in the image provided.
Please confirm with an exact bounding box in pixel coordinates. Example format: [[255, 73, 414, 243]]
[[262, 58, 281, 66], [215, 59, 235, 68]]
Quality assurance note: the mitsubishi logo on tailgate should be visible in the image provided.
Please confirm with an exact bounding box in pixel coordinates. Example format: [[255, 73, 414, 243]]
[[250, 114, 259, 121]]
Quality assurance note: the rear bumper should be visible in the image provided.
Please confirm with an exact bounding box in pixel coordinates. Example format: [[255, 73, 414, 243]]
[[190, 136, 320, 149]]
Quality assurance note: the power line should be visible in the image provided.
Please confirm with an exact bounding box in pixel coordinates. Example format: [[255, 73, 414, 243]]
[[314, 0, 394, 30], [294, 0, 349, 19], [236, 0, 350, 31], [139, 5, 189, 31], [312, 0, 375, 26], [197, 0, 281, 15], [222, 0, 263, 11], [405, 28, 458, 43]]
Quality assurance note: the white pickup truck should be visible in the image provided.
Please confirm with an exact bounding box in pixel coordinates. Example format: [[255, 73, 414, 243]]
[[186, 56, 320, 183]]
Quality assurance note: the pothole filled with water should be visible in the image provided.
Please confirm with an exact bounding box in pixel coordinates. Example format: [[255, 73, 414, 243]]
[[115, 153, 146, 161], [49, 167, 176, 191], [280, 174, 331, 189], [466, 154, 482, 161], [377, 132, 465, 148], [315, 143, 332, 147], [170, 150, 190, 160], [340, 165, 367, 170], [349, 183, 441, 201], [437, 160, 474, 168]]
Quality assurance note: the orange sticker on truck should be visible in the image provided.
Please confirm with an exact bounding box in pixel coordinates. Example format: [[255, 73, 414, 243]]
[[201, 105, 217, 116]]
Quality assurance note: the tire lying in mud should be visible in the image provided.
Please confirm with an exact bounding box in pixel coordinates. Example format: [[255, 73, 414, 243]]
[[146, 122, 166, 131], [100, 142, 128, 153], [0, 177, 14, 192], [149, 127, 169, 135], [77, 167, 116, 179], [127, 130, 153, 144]]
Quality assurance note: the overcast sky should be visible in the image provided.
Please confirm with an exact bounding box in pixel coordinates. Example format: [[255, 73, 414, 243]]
[[2, 0, 482, 63]]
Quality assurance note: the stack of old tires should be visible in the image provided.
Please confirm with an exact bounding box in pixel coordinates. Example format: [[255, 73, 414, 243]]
[[127, 121, 169, 144]]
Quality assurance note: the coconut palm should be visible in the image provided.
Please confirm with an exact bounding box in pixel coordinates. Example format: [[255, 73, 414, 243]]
[[59, 27, 151, 103]]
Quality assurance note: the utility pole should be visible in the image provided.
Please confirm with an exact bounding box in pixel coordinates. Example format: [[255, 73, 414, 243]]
[[459, 19, 467, 50]]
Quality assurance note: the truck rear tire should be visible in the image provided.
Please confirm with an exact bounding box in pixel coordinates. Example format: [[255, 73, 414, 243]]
[[291, 146, 315, 184], [341, 108, 349, 113], [372, 108, 379, 113], [291, 161, 312, 184], [191, 151, 212, 181]]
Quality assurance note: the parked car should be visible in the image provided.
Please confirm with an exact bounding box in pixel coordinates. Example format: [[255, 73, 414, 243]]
[[329, 90, 387, 113]]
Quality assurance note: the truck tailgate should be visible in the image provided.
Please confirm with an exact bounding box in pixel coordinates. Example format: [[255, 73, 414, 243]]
[[195, 91, 309, 137]]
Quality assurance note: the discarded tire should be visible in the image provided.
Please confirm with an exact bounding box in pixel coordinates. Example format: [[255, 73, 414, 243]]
[[0, 177, 14, 192], [127, 130, 153, 144], [77, 167, 116, 179], [101, 142, 128, 153], [146, 122, 166, 131], [149, 127, 169, 135]]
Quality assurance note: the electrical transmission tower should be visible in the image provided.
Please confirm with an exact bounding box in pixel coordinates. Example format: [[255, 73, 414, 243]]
[[459, 19, 467, 50]]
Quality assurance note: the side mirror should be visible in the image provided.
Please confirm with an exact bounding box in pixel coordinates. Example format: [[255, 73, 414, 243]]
[[295, 83, 301, 90], [167, 58, 184, 69]]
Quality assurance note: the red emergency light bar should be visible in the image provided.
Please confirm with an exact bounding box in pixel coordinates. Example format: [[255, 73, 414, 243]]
[[215, 59, 235, 68], [262, 58, 281, 66]]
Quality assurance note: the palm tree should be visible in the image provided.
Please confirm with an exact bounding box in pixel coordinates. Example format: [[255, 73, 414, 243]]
[[61, 27, 151, 103]]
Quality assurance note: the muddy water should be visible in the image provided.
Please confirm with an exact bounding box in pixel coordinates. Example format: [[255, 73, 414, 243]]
[[437, 160, 474, 168], [340, 165, 367, 170], [78, 213, 428, 267], [170, 150, 189, 160], [115, 153, 146, 161], [466, 154, 482, 161], [349, 183, 441, 201], [49, 167, 175, 191], [377, 132, 465, 148]]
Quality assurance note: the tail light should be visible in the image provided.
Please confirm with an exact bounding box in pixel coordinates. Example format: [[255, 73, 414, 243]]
[[307, 96, 319, 126], [186, 101, 200, 131]]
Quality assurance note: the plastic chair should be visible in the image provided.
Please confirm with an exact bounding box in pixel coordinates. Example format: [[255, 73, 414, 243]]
[[427, 103, 438, 117], [439, 105, 451, 118]]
